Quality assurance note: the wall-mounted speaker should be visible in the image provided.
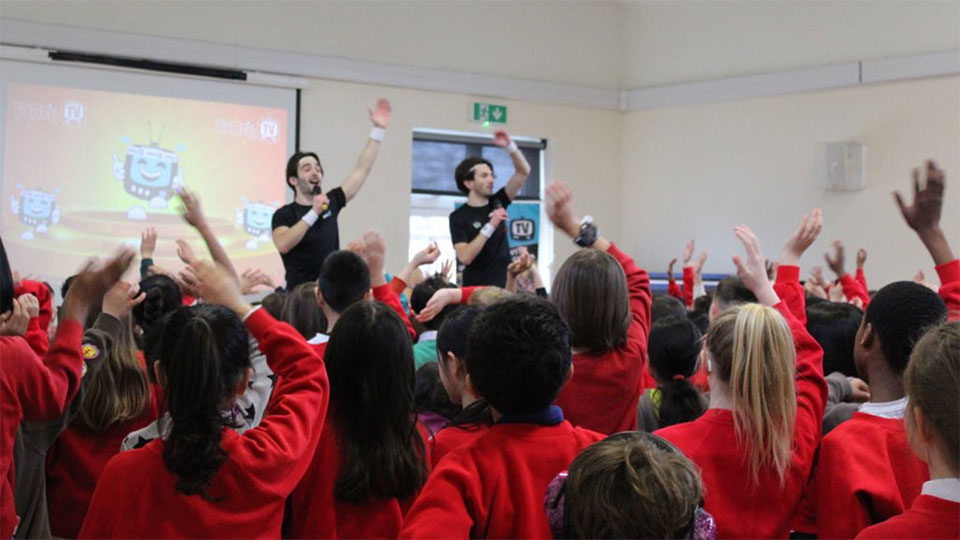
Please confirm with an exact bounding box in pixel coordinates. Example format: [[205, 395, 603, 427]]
[[823, 141, 866, 191]]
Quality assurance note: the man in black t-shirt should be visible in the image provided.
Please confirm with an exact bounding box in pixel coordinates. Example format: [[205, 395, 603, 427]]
[[449, 131, 531, 287], [272, 99, 391, 289]]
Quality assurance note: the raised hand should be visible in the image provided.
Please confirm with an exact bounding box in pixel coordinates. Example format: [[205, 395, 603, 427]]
[[856, 248, 867, 269], [412, 242, 441, 267], [824, 240, 845, 278], [187, 260, 249, 315], [61, 247, 137, 324], [140, 227, 158, 259], [508, 250, 533, 278], [682, 239, 695, 265], [0, 297, 29, 336], [489, 208, 509, 228], [894, 160, 953, 266], [438, 259, 454, 282], [18, 293, 39, 319], [810, 265, 828, 288], [415, 287, 461, 323], [176, 188, 207, 230], [667, 257, 678, 277], [828, 283, 847, 303], [804, 280, 828, 300], [358, 230, 387, 283], [239, 268, 276, 295], [894, 160, 944, 233], [312, 192, 330, 215], [492, 130, 512, 148], [782, 208, 823, 266], [693, 252, 708, 275], [731, 225, 779, 306], [176, 239, 200, 266], [369, 98, 391, 129], [545, 181, 580, 237], [102, 281, 146, 319]]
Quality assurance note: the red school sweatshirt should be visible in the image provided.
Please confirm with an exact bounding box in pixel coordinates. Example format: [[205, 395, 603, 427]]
[[937, 259, 960, 321], [15, 280, 54, 356], [855, 494, 960, 539], [284, 417, 430, 539], [399, 418, 603, 539], [553, 243, 652, 434], [806, 412, 929, 539], [655, 300, 826, 539], [430, 423, 491, 469], [45, 389, 159, 538], [0, 321, 85, 539], [666, 265, 695, 308], [77, 309, 329, 539]]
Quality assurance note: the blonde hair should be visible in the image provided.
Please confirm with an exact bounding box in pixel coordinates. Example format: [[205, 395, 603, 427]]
[[78, 315, 150, 431], [467, 286, 514, 306], [905, 321, 959, 476], [706, 304, 796, 484]]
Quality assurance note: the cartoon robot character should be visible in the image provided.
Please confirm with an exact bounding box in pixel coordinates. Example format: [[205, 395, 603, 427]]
[[236, 198, 279, 249], [9, 184, 61, 240], [112, 132, 185, 220]]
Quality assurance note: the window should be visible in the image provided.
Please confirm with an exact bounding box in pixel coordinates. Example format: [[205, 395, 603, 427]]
[[409, 129, 550, 288]]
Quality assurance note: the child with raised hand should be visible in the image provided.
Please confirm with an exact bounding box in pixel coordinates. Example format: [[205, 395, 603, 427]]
[[856, 322, 960, 539], [284, 300, 428, 539], [545, 432, 716, 540], [79, 259, 329, 538], [429, 305, 493, 467], [802, 162, 955, 538], [655, 223, 827, 539], [44, 280, 155, 539], [545, 181, 653, 435], [1, 242, 135, 540], [399, 296, 604, 539]]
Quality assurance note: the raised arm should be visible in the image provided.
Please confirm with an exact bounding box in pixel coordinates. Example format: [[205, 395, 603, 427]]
[[177, 188, 239, 284], [354, 230, 417, 340], [778, 208, 823, 323], [824, 239, 870, 307], [398, 242, 441, 287], [493, 130, 532, 201], [894, 159, 959, 318], [340, 99, 391, 203], [855, 248, 868, 291], [187, 258, 328, 485], [666, 258, 683, 299]]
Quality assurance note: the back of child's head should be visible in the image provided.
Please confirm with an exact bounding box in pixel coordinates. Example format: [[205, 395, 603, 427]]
[[324, 300, 426, 502], [158, 303, 251, 499], [905, 321, 959, 474], [706, 303, 796, 483], [648, 315, 706, 428], [436, 306, 492, 427], [133, 274, 182, 332], [712, 276, 757, 314], [555, 432, 709, 539], [411, 277, 458, 330], [863, 281, 946, 374], [78, 315, 150, 432], [652, 295, 687, 324], [317, 250, 371, 314], [281, 282, 327, 339], [415, 362, 461, 420], [466, 296, 571, 415], [806, 301, 862, 377], [467, 286, 514, 306], [259, 291, 287, 320], [552, 249, 630, 353]]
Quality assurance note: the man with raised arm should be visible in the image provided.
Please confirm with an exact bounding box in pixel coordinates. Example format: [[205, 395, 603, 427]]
[[448, 131, 531, 287], [272, 99, 391, 290]]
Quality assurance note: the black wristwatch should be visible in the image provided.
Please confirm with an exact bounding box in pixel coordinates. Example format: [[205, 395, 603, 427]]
[[574, 216, 598, 247]]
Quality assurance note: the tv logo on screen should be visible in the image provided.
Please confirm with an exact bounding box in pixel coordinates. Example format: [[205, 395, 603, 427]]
[[259, 119, 279, 143], [63, 102, 85, 125], [510, 218, 536, 242]]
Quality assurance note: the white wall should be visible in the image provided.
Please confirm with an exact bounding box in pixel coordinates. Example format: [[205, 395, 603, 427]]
[[299, 79, 622, 276], [622, 0, 960, 88], [0, 0, 626, 89], [620, 75, 960, 287]]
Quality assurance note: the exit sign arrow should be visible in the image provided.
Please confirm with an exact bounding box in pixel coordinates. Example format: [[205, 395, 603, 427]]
[[472, 102, 508, 124]]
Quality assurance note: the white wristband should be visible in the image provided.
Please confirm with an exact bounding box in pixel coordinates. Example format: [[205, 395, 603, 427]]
[[505, 140, 519, 154], [301, 209, 320, 226], [480, 223, 496, 238], [369, 127, 386, 142]]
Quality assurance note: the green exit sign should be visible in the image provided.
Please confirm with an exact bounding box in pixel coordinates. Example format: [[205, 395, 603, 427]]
[[472, 102, 508, 124]]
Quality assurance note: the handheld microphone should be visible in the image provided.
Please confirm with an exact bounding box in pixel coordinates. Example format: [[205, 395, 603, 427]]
[[312, 186, 328, 212]]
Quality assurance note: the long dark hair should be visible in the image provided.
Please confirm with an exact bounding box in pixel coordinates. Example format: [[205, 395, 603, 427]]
[[158, 304, 250, 499], [648, 315, 707, 428], [436, 306, 492, 428], [281, 282, 327, 338], [133, 274, 182, 333], [0, 237, 14, 314], [325, 301, 427, 502]]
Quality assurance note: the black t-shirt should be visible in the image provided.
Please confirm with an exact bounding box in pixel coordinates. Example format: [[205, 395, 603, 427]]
[[271, 187, 346, 290], [449, 188, 512, 287]]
